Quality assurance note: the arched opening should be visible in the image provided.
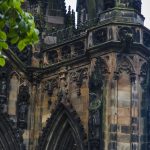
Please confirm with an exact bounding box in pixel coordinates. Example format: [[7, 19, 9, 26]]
[[38, 103, 85, 150], [74, 41, 84, 56], [0, 114, 21, 150], [48, 50, 58, 64], [61, 46, 71, 59]]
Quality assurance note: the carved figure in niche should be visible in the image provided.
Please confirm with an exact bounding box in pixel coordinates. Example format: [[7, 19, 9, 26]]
[[17, 85, 30, 130], [89, 93, 102, 133], [57, 67, 69, 103], [119, 27, 133, 53]]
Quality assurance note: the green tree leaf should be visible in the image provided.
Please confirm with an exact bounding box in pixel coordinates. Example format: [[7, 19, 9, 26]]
[[18, 40, 26, 51], [0, 20, 5, 29], [0, 56, 5, 67], [0, 41, 8, 49], [7, 30, 18, 38], [10, 36, 19, 44], [0, 30, 7, 41], [0, 0, 39, 66]]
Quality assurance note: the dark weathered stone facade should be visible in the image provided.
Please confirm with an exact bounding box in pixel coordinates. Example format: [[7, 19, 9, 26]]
[[1, 0, 150, 150]]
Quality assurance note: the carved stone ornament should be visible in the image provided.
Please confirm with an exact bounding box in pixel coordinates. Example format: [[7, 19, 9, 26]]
[[70, 68, 88, 96], [89, 58, 108, 91], [88, 57, 107, 150], [116, 55, 136, 82], [45, 79, 58, 96], [58, 67, 67, 80], [117, 55, 134, 74], [89, 93, 102, 111], [27, 68, 42, 85], [57, 67, 69, 103], [17, 85, 30, 130]]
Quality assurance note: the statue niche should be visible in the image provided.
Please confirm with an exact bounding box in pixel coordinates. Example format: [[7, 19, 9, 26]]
[[16, 85, 30, 130], [89, 58, 108, 150]]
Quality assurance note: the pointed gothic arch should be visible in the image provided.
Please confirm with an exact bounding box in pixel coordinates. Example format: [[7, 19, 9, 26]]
[[38, 103, 86, 150], [0, 114, 21, 150], [116, 55, 135, 75]]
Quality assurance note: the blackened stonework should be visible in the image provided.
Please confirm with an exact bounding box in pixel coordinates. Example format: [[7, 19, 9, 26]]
[[103, 0, 115, 10], [3, 0, 150, 150], [88, 58, 108, 150], [11, 45, 32, 66], [143, 31, 150, 48], [118, 26, 134, 53], [0, 70, 8, 112], [93, 28, 107, 45], [0, 64, 11, 113], [132, 0, 142, 12], [0, 113, 24, 150], [17, 85, 30, 130], [27, 0, 39, 5]]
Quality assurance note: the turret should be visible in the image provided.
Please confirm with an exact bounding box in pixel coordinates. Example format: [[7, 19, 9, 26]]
[[76, 0, 143, 25]]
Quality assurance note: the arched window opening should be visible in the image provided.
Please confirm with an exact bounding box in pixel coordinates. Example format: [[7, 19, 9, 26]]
[[61, 46, 71, 59], [74, 41, 85, 56], [48, 50, 58, 64]]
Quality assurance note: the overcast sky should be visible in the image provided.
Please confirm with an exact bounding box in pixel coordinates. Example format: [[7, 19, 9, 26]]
[[66, 0, 150, 29]]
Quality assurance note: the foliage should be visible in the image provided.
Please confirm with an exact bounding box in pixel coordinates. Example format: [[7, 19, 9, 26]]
[[0, 0, 39, 66]]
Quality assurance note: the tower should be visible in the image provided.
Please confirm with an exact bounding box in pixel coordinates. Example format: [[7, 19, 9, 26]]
[[1, 0, 150, 150]]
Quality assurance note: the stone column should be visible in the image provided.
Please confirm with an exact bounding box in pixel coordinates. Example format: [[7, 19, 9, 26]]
[[28, 76, 42, 150]]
